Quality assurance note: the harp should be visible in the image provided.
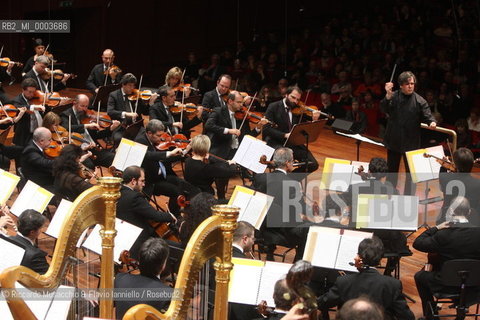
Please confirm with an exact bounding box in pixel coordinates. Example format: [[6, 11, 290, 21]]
[[0, 177, 122, 320], [123, 204, 239, 320]]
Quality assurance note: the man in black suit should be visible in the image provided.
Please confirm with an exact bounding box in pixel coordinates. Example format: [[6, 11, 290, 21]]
[[436, 147, 480, 224], [107, 73, 150, 145], [9, 209, 49, 274], [61, 94, 120, 168], [117, 166, 175, 259], [85, 49, 122, 94], [20, 127, 54, 191], [205, 90, 267, 199], [23, 55, 70, 93], [114, 237, 173, 319], [381, 71, 436, 195], [10, 78, 44, 146], [413, 196, 480, 320], [201, 74, 231, 123], [149, 86, 203, 138], [318, 237, 414, 320], [0, 59, 14, 103], [263, 86, 320, 173], [135, 119, 185, 215]]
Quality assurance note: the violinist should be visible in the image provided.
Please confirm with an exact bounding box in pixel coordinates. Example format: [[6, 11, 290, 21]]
[[135, 119, 185, 216], [263, 86, 319, 173], [107, 73, 150, 146], [0, 54, 14, 104], [184, 134, 238, 196], [23, 55, 70, 93], [52, 144, 93, 201], [22, 38, 45, 76], [61, 94, 120, 167], [149, 87, 202, 138], [20, 127, 54, 192], [86, 49, 122, 94], [201, 74, 231, 111], [205, 90, 267, 200], [160, 66, 192, 98], [10, 78, 43, 146], [413, 196, 480, 320], [318, 237, 414, 320], [436, 147, 480, 224]]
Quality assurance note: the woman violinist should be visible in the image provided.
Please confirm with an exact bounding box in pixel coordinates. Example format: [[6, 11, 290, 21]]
[[52, 144, 94, 201], [161, 66, 194, 99], [22, 38, 46, 75], [184, 134, 238, 197]]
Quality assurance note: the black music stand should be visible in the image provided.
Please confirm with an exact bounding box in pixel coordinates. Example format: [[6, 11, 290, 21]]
[[285, 120, 324, 175], [91, 84, 120, 110], [123, 119, 144, 141]]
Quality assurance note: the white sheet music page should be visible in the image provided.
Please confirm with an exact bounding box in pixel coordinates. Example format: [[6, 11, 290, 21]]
[[390, 195, 419, 231], [329, 163, 353, 192], [0, 236, 25, 273], [10, 181, 53, 217], [228, 259, 264, 305], [411, 152, 435, 182], [257, 261, 292, 306], [239, 192, 273, 230], [232, 135, 275, 173], [426, 145, 445, 180], [230, 189, 253, 219], [125, 142, 148, 168], [0, 169, 20, 206], [45, 199, 73, 239], [82, 218, 142, 263], [304, 226, 342, 269], [111, 138, 132, 170], [335, 229, 372, 272]]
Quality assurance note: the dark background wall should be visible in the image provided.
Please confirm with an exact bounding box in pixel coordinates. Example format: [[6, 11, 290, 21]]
[[0, 0, 378, 88]]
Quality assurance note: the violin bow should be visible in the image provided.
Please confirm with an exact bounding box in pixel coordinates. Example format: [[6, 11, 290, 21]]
[[68, 114, 72, 144], [53, 126, 65, 147], [305, 89, 311, 105], [238, 91, 258, 132], [103, 59, 112, 87], [96, 101, 101, 126], [134, 74, 143, 115], [50, 53, 54, 93], [0, 46, 3, 58], [0, 100, 13, 123], [234, 78, 239, 91]]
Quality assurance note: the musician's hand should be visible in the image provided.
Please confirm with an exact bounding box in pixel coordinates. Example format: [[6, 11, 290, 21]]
[[312, 110, 321, 121], [149, 92, 159, 105], [0, 215, 15, 230], [229, 128, 241, 136], [259, 118, 269, 126], [17, 107, 27, 118], [125, 112, 137, 119], [111, 120, 121, 131], [385, 82, 394, 99], [79, 151, 93, 163], [429, 121, 437, 129], [437, 221, 451, 230], [227, 160, 236, 165], [62, 73, 71, 83], [85, 123, 100, 130], [284, 132, 291, 139], [173, 122, 183, 129], [196, 106, 204, 117], [0, 117, 13, 125], [280, 304, 309, 320], [6, 61, 14, 73], [95, 88, 99, 93], [167, 147, 183, 157], [33, 104, 45, 112]]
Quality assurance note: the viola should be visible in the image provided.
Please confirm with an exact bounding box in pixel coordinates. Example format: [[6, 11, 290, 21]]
[[128, 89, 156, 101], [41, 68, 77, 81], [44, 140, 63, 158], [119, 250, 140, 274], [81, 110, 113, 129], [156, 132, 190, 151], [29, 90, 75, 107], [0, 57, 23, 68], [172, 83, 193, 92], [234, 107, 275, 126], [170, 102, 212, 116], [51, 125, 69, 143], [103, 64, 122, 75], [294, 101, 333, 119], [259, 154, 305, 169], [423, 153, 456, 172]]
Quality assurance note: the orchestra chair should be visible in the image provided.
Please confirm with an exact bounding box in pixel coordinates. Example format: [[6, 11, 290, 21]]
[[429, 259, 480, 320]]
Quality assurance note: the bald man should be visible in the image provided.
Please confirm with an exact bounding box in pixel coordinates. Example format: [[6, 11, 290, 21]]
[[86, 49, 123, 94], [60, 94, 120, 168]]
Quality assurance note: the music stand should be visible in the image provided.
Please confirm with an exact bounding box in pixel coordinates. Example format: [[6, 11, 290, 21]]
[[284, 120, 324, 190], [123, 119, 144, 141], [91, 84, 120, 110]]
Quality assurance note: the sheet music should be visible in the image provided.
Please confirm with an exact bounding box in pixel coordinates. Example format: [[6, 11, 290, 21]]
[[0, 236, 25, 273], [82, 218, 142, 263], [10, 181, 53, 217], [329, 163, 353, 192], [239, 193, 273, 230], [335, 132, 384, 146], [0, 284, 74, 320], [305, 227, 342, 269], [0, 169, 20, 206], [112, 138, 148, 171], [411, 152, 435, 182], [228, 260, 264, 305], [365, 195, 394, 229], [229, 189, 253, 218], [257, 261, 291, 306], [390, 195, 419, 230], [45, 199, 73, 239], [232, 135, 275, 174], [336, 230, 372, 272], [427, 145, 445, 179]]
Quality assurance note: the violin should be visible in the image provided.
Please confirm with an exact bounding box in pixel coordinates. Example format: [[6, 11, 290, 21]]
[[0, 57, 23, 68], [44, 140, 63, 158], [259, 154, 305, 169], [119, 250, 140, 274], [81, 110, 114, 129], [30, 90, 75, 107], [128, 89, 156, 101], [41, 68, 77, 81], [103, 64, 122, 76], [172, 83, 199, 92], [423, 153, 456, 172], [156, 132, 190, 151], [295, 101, 333, 119], [234, 107, 275, 126], [170, 102, 212, 116], [0, 104, 20, 118]]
